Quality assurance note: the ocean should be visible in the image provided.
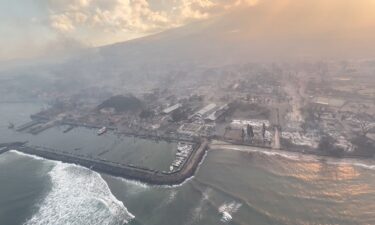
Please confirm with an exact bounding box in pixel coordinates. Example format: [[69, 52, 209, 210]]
[[0, 102, 374, 225]]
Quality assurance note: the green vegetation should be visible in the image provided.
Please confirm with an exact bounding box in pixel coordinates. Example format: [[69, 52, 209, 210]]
[[97, 95, 143, 112]]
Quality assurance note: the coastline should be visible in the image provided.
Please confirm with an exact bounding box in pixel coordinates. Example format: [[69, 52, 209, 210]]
[[27, 116, 374, 160], [211, 139, 375, 160], [1, 133, 374, 187], [210, 140, 375, 170]]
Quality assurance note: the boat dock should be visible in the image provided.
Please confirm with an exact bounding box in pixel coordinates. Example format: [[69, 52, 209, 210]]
[[63, 125, 75, 133], [170, 142, 195, 172], [16, 121, 41, 132], [28, 123, 55, 135]]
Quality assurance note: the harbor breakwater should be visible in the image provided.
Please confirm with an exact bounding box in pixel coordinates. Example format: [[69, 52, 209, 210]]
[[0, 140, 208, 185]]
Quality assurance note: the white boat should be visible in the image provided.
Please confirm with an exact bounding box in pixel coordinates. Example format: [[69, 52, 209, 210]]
[[220, 211, 232, 222], [177, 142, 192, 152], [177, 142, 187, 148], [97, 126, 107, 135], [176, 152, 186, 157]]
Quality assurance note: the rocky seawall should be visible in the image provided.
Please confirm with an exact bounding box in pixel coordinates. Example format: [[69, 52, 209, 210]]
[[0, 140, 208, 186]]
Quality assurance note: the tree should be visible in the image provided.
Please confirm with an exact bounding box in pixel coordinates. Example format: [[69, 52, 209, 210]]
[[171, 108, 187, 122], [262, 123, 266, 139], [139, 109, 154, 119], [356, 113, 374, 136], [355, 104, 374, 136], [241, 128, 246, 142], [318, 135, 344, 157], [247, 124, 254, 138]]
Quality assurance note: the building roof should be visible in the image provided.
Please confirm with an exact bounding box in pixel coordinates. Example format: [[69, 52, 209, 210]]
[[196, 103, 217, 116], [205, 104, 228, 121], [162, 103, 182, 114], [314, 97, 345, 108]]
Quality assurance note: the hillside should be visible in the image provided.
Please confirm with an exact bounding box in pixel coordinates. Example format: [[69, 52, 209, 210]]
[[97, 95, 143, 112], [97, 0, 375, 64]]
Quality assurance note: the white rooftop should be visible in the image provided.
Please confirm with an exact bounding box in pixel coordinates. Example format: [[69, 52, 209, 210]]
[[196, 103, 217, 116], [162, 103, 182, 114]]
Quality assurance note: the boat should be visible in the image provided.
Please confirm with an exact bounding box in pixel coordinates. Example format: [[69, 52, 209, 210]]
[[97, 126, 107, 135], [177, 142, 191, 152], [177, 142, 186, 149], [220, 211, 232, 222], [63, 125, 75, 133]]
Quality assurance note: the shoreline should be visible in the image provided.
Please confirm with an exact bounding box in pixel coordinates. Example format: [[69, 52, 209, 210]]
[[211, 139, 375, 160], [210, 140, 375, 169], [27, 117, 373, 160], [1, 134, 374, 187]]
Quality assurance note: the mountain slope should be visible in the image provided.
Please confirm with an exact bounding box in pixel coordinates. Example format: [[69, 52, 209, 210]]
[[7, 0, 374, 95], [96, 0, 375, 65]]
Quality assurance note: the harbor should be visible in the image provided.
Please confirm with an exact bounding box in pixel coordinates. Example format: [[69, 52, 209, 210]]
[[0, 139, 208, 185], [170, 142, 195, 172]]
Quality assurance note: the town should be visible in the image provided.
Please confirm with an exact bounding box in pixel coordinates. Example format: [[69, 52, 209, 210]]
[[5, 60, 375, 184]]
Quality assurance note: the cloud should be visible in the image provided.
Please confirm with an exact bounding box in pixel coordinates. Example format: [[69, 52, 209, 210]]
[[47, 0, 171, 34], [50, 14, 75, 33], [46, 0, 259, 39], [163, 0, 259, 23], [177, 0, 216, 21]]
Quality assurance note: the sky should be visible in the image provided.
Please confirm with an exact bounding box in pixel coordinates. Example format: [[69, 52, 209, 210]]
[[1, 0, 375, 61], [0, 0, 257, 61]]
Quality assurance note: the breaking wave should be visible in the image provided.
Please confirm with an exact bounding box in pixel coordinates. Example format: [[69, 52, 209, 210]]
[[24, 161, 134, 225], [9, 150, 45, 161]]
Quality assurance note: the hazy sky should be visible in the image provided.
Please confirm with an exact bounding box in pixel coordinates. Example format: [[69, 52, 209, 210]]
[[0, 0, 257, 60], [1, 0, 375, 61]]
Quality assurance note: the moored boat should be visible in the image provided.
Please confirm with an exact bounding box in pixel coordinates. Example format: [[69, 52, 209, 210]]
[[97, 126, 107, 135]]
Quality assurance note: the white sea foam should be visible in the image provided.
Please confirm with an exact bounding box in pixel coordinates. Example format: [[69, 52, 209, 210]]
[[349, 162, 375, 170], [114, 173, 193, 190], [326, 159, 375, 171], [119, 178, 151, 189], [114, 177, 151, 197], [25, 162, 135, 225], [156, 189, 180, 210], [167, 189, 178, 203], [185, 188, 212, 225], [218, 201, 242, 223], [9, 150, 45, 161]]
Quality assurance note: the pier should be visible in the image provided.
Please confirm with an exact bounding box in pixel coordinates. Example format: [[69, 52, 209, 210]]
[[28, 123, 55, 135], [16, 121, 41, 132], [0, 140, 208, 185]]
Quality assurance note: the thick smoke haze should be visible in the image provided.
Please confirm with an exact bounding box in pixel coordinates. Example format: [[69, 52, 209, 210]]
[[2, 0, 375, 61]]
